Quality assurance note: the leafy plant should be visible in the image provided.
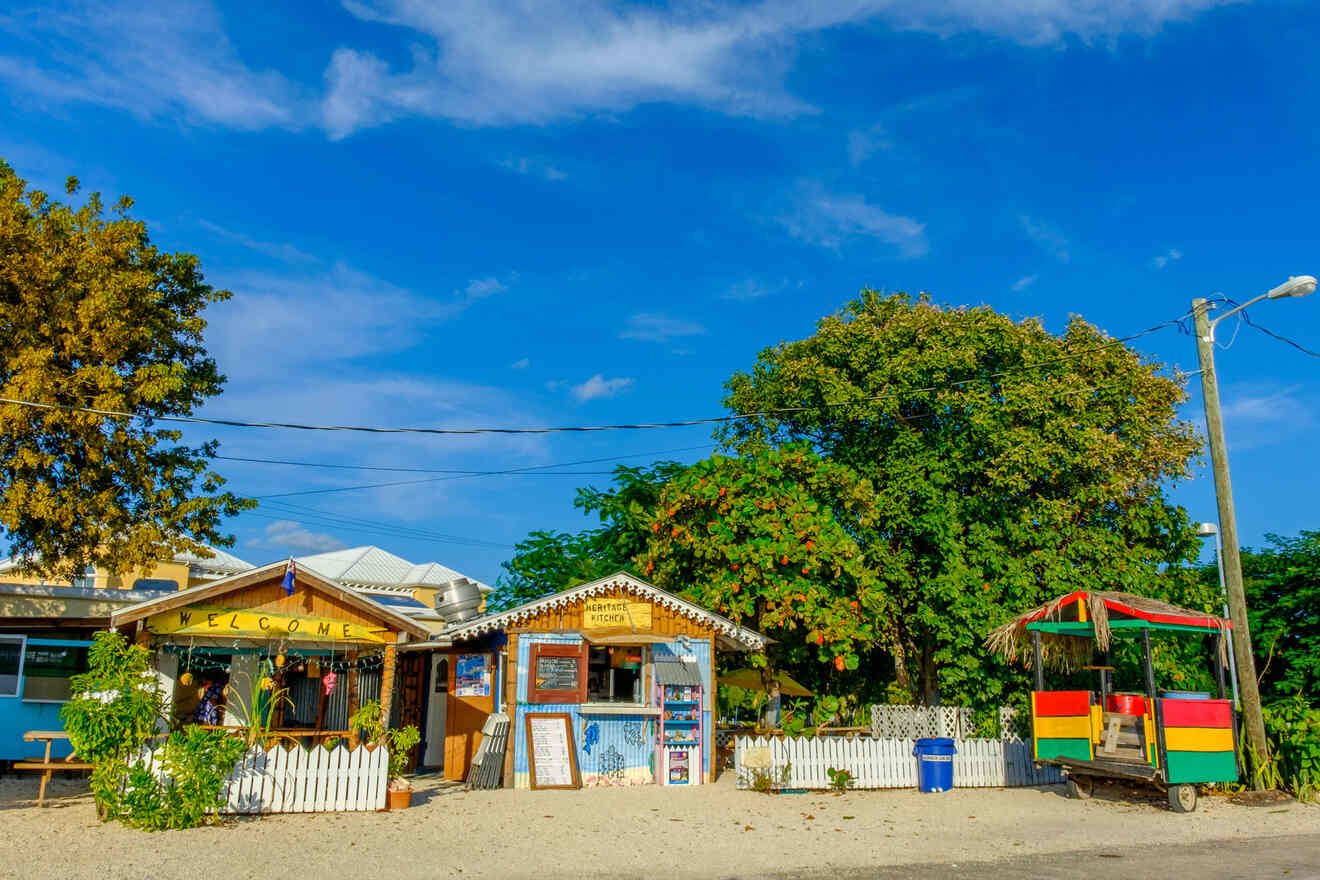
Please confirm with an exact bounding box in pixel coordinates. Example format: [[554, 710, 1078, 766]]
[[223, 661, 292, 747], [741, 762, 792, 794], [97, 727, 248, 831], [349, 699, 384, 743], [1262, 697, 1319, 802], [826, 767, 854, 793], [350, 699, 420, 788]]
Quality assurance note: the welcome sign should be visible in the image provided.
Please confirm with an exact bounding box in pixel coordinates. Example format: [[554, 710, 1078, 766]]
[[144, 606, 390, 643], [582, 598, 652, 632]]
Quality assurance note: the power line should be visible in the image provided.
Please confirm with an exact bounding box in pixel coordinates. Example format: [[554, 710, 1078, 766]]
[[0, 310, 1192, 437], [244, 509, 513, 550], [1223, 297, 1320, 360], [218, 443, 715, 474]]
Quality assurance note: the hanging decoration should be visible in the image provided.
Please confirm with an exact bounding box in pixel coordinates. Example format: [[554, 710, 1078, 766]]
[[322, 670, 338, 696]]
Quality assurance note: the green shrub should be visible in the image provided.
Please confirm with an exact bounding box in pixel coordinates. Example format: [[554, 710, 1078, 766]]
[[1263, 697, 1320, 801]]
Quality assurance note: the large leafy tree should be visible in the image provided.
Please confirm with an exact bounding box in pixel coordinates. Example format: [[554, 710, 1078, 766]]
[[491, 461, 686, 610], [0, 162, 251, 577], [636, 445, 897, 690], [1211, 531, 1320, 702], [719, 291, 1204, 708]]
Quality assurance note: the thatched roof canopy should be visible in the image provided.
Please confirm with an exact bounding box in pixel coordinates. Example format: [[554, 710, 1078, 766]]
[[986, 590, 1229, 672]]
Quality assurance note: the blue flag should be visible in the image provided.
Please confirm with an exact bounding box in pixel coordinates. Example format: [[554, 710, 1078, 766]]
[[281, 560, 296, 596]]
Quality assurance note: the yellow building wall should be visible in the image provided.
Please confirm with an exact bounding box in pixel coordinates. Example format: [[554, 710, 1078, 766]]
[[1, 559, 198, 591]]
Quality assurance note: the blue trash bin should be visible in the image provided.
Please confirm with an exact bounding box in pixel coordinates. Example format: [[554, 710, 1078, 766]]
[[914, 737, 956, 793]]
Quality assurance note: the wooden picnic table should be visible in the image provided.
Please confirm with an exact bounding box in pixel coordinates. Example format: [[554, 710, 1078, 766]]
[[16, 731, 93, 807]]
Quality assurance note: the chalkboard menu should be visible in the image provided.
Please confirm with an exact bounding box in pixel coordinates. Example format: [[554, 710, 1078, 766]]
[[526, 713, 579, 789], [535, 655, 580, 692]]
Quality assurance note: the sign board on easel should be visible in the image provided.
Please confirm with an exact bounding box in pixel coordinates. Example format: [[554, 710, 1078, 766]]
[[526, 713, 580, 790]]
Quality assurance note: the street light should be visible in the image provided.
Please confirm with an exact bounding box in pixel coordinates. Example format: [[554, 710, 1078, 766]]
[[1194, 521, 1239, 708], [1191, 275, 1316, 774]]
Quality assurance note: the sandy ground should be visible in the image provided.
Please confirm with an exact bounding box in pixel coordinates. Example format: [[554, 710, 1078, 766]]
[[1, 772, 1314, 880]]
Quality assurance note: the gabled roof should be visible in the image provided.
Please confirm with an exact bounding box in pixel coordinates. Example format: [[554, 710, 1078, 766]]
[[295, 546, 490, 593], [173, 546, 253, 574], [109, 560, 431, 640], [444, 571, 769, 651]]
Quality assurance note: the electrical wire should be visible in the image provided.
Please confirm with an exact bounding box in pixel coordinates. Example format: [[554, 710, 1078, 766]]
[[217, 443, 716, 474], [0, 311, 1193, 437], [1223, 297, 1320, 360]]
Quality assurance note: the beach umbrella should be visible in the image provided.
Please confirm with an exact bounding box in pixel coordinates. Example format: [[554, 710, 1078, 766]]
[[717, 668, 814, 697]]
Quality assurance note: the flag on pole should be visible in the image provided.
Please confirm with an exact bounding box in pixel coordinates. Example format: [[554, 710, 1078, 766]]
[[281, 559, 296, 596]]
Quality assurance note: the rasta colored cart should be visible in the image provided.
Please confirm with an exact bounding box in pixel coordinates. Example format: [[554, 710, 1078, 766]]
[[988, 590, 1238, 813]]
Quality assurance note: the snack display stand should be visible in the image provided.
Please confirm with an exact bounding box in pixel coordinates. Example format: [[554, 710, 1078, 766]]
[[659, 684, 702, 785]]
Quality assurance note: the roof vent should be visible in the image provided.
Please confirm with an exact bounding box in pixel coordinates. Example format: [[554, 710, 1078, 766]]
[[435, 578, 484, 623]]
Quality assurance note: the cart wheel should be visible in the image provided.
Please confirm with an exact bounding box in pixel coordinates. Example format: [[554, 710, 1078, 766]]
[[1066, 776, 1093, 800], [1168, 784, 1197, 813]]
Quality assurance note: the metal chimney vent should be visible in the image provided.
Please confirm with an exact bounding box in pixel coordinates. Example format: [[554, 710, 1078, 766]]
[[435, 578, 483, 624]]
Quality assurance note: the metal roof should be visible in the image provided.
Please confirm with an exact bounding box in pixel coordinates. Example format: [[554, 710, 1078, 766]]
[[295, 546, 491, 593], [653, 656, 704, 688]]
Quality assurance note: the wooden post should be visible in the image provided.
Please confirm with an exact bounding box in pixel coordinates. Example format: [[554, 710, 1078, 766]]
[[1141, 628, 1157, 701], [1031, 630, 1044, 691], [380, 641, 398, 731], [1214, 631, 1227, 700], [503, 634, 518, 788], [347, 650, 361, 746]]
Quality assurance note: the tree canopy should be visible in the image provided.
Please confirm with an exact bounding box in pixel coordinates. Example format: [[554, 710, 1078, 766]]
[[0, 161, 250, 577], [718, 291, 1205, 708]]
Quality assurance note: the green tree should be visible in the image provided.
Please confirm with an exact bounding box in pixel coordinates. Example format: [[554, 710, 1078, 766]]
[[491, 461, 686, 609], [1213, 531, 1320, 701], [636, 445, 896, 690], [720, 291, 1203, 709], [0, 161, 250, 577]]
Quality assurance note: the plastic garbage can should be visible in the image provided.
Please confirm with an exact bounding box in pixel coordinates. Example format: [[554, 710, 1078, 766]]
[[913, 737, 956, 793]]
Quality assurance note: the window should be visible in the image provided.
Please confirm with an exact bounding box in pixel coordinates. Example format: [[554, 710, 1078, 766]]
[[586, 645, 645, 704], [71, 566, 97, 589], [21, 642, 89, 702], [132, 578, 180, 591], [528, 642, 587, 704], [0, 636, 22, 697]]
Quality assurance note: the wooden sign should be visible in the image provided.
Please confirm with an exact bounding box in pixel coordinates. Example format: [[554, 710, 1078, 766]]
[[144, 606, 389, 643], [526, 713, 579, 790], [528, 642, 586, 703], [534, 655, 580, 692], [582, 598, 652, 632]]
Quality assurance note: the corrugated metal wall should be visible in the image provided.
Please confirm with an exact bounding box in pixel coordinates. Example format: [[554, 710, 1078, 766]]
[[284, 669, 381, 730]]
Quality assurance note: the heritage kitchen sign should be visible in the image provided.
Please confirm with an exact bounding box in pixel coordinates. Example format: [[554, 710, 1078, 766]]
[[582, 598, 652, 632], [144, 606, 390, 643]]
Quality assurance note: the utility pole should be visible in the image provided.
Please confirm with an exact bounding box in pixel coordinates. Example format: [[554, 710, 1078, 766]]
[[1191, 297, 1269, 772]]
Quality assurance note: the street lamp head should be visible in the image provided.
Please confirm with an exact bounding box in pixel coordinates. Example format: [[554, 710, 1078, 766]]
[[1265, 275, 1318, 299], [1195, 522, 1218, 537]]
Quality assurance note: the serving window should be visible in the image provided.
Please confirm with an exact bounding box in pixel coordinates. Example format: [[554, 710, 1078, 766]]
[[587, 645, 645, 704], [528, 642, 588, 704], [0, 636, 22, 697], [21, 641, 90, 702]]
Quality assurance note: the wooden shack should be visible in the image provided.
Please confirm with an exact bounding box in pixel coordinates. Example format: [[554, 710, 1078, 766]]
[[110, 560, 431, 737], [403, 571, 767, 788]]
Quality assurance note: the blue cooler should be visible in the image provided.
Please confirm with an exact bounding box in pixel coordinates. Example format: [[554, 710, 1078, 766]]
[[913, 737, 956, 793], [1161, 691, 1211, 700]]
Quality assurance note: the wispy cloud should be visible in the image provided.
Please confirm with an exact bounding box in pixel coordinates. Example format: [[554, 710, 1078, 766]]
[[253, 520, 346, 554], [1019, 214, 1071, 263], [0, 1, 304, 129], [847, 124, 895, 165], [571, 374, 635, 402], [620, 313, 709, 343], [497, 156, 568, 181], [1011, 273, 1040, 292], [780, 187, 928, 258], [724, 280, 774, 301], [1153, 248, 1184, 269], [510, 357, 531, 369], [321, 0, 1235, 136], [1217, 383, 1315, 451], [198, 220, 319, 264], [462, 276, 508, 300]]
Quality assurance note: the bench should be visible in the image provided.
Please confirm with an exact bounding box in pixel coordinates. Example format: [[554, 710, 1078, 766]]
[[16, 731, 92, 807]]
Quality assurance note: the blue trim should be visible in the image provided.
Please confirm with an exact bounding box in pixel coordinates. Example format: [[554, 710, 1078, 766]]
[[26, 638, 94, 647]]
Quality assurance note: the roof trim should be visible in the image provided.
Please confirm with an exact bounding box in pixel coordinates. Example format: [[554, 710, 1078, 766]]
[[109, 561, 431, 640], [444, 571, 768, 651]]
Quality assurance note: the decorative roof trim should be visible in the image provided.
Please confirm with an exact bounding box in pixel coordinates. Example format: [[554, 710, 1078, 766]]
[[444, 572, 768, 651]]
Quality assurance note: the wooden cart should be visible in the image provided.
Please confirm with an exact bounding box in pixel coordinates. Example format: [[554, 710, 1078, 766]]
[[989, 590, 1238, 813]]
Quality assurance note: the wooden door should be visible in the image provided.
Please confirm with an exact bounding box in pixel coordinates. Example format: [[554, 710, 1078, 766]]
[[397, 652, 426, 771], [444, 652, 495, 781]]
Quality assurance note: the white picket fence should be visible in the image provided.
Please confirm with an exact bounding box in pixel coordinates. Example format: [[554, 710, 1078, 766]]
[[136, 743, 389, 813], [734, 736, 1062, 790]]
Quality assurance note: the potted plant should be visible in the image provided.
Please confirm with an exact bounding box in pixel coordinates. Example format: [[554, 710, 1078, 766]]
[[350, 700, 421, 810]]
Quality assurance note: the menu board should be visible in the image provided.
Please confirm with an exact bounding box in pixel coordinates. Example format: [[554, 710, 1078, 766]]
[[526, 713, 579, 790], [534, 655, 580, 692]]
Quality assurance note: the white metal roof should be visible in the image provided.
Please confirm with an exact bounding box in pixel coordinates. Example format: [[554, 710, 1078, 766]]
[[294, 546, 491, 594], [0, 544, 253, 577]]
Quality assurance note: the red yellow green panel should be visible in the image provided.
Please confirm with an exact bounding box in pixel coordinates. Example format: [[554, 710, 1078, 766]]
[[1165, 750, 1238, 784]]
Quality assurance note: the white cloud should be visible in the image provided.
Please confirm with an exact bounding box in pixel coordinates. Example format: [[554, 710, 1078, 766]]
[[1153, 248, 1184, 269], [571, 374, 635, 402], [619, 313, 709, 343], [1011, 273, 1039, 292], [847, 124, 895, 165], [510, 357, 531, 369], [198, 220, 319, 264], [1217, 383, 1315, 451], [497, 156, 569, 181], [724, 280, 774, 301], [321, 0, 1237, 136], [1019, 214, 1071, 263], [0, 1, 304, 129], [463, 276, 508, 299], [253, 520, 346, 554], [780, 188, 928, 257]]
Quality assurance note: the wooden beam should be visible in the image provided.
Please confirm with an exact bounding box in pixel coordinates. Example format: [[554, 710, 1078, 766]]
[[380, 642, 398, 731], [503, 634, 518, 789]]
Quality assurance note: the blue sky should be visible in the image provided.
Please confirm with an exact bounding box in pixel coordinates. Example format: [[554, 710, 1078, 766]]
[[2, 0, 1317, 586]]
